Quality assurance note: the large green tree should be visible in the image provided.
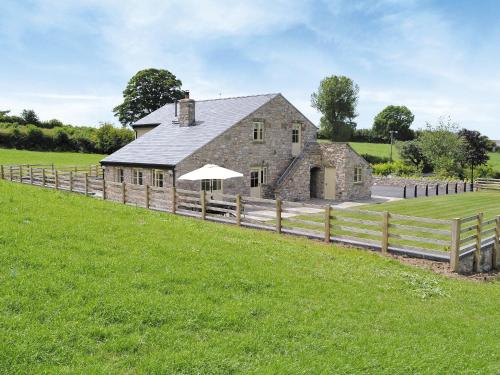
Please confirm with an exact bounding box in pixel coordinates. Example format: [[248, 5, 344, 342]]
[[113, 68, 186, 127], [311, 75, 359, 141], [373, 105, 414, 141], [458, 129, 489, 182], [416, 118, 465, 178]]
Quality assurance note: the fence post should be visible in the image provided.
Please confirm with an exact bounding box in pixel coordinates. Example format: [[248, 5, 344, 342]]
[[102, 179, 106, 200], [19, 166, 23, 182], [494, 215, 500, 270], [9, 166, 13, 181], [84, 173, 89, 196], [382, 211, 389, 253], [171, 186, 177, 214], [0, 165, 3, 180], [425, 184, 428, 196], [55, 170, 59, 189], [324, 204, 331, 243], [122, 182, 126, 204], [145, 185, 150, 209], [455, 183, 458, 194], [463, 181, 466, 192], [201, 190, 206, 220], [474, 213, 483, 272], [414, 185, 417, 198], [445, 183, 449, 195], [491, 215, 500, 269], [403, 185, 407, 199], [435, 184, 439, 196], [236, 194, 241, 226], [450, 218, 461, 272], [69, 171, 73, 192], [29, 167, 33, 184], [42, 168, 46, 187], [276, 198, 282, 234]]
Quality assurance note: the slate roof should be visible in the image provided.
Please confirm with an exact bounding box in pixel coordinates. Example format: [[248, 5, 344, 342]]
[[101, 93, 279, 166]]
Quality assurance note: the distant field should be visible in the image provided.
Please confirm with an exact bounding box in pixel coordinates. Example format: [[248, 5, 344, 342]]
[[0, 148, 105, 166], [349, 141, 399, 160], [321, 141, 500, 170], [1, 181, 500, 373]]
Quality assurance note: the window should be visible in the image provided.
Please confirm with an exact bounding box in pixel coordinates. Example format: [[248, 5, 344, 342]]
[[152, 169, 164, 188], [133, 169, 143, 185], [201, 179, 222, 192], [292, 124, 300, 143], [116, 168, 124, 183], [250, 171, 259, 188], [253, 121, 264, 141], [354, 167, 362, 183], [261, 167, 268, 185]]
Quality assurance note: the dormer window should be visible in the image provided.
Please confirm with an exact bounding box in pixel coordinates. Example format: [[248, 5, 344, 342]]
[[253, 121, 264, 141]]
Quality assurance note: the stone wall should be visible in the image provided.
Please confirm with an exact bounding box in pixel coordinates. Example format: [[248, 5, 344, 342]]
[[373, 176, 464, 188], [275, 142, 372, 201], [104, 166, 174, 187], [175, 94, 317, 197], [458, 242, 500, 274]]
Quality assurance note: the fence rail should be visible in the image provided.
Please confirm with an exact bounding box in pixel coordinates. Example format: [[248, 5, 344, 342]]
[[477, 178, 500, 191], [1, 164, 498, 274]]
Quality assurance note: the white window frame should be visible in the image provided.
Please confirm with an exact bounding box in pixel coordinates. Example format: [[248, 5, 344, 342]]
[[261, 166, 268, 185], [292, 123, 300, 144], [133, 168, 144, 185], [116, 168, 124, 183], [152, 169, 164, 188], [354, 166, 362, 183], [253, 121, 264, 142]]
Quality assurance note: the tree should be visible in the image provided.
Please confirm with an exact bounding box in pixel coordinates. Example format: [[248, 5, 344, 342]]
[[398, 140, 430, 172], [458, 129, 489, 182], [113, 68, 186, 127], [311, 75, 359, 141], [416, 118, 465, 178], [21, 109, 40, 125], [372, 105, 414, 141]]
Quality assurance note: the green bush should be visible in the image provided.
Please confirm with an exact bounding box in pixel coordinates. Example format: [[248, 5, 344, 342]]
[[372, 161, 421, 177], [360, 153, 390, 165]]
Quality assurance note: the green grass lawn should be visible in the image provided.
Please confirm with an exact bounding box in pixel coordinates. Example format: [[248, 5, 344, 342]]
[[365, 191, 500, 220], [1, 181, 500, 373], [0, 148, 106, 166]]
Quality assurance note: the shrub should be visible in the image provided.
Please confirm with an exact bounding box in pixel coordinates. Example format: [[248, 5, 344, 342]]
[[372, 161, 421, 177]]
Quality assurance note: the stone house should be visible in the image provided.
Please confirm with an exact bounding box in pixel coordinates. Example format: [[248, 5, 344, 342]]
[[101, 93, 372, 201]]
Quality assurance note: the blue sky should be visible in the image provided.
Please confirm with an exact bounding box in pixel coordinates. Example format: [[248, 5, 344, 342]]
[[1, 0, 499, 138]]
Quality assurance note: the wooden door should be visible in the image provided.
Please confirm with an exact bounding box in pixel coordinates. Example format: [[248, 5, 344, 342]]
[[324, 167, 336, 200]]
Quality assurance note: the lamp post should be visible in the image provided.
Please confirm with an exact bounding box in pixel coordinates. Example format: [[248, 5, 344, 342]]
[[389, 130, 398, 163]]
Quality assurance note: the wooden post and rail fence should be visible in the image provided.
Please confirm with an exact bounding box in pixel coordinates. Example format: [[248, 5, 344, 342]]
[[1, 164, 498, 274]]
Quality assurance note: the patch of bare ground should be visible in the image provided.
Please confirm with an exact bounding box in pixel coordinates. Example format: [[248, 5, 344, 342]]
[[389, 254, 500, 281]]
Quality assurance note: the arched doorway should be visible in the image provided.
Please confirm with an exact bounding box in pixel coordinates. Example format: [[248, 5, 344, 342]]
[[310, 167, 321, 198]]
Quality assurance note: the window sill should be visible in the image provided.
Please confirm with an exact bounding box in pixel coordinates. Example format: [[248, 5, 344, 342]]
[[353, 181, 363, 185], [252, 140, 265, 144]]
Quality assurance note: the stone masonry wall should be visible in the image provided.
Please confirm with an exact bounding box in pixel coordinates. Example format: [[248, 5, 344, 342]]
[[104, 166, 174, 187], [276, 143, 372, 201], [459, 242, 500, 274], [175, 94, 317, 197], [373, 176, 464, 188]]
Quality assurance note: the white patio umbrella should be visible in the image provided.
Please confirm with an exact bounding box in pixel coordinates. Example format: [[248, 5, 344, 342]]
[[178, 164, 243, 181]]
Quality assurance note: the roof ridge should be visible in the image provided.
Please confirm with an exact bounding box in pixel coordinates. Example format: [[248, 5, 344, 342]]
[[189, 93, 279, 103]]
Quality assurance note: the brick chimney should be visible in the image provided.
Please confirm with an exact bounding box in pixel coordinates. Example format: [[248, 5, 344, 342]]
[[179, 91, 195, 127]]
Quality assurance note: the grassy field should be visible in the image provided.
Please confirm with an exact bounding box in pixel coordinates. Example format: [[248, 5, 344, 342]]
[[1, 181, 500, 373], [0, 148, 105, 166], [365, 191, 500, 220], [323, 141, 500, 170]]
